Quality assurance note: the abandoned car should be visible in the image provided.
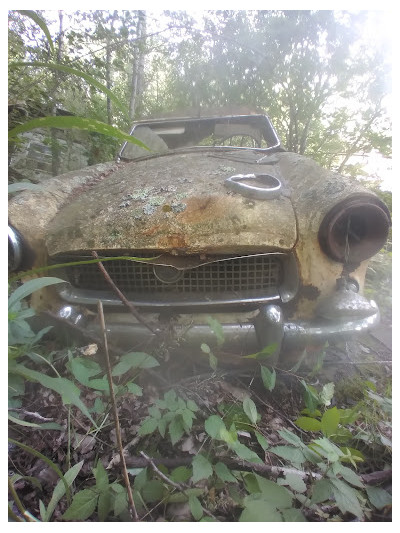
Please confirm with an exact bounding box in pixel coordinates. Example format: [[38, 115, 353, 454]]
[[8, 114, 391, 367]]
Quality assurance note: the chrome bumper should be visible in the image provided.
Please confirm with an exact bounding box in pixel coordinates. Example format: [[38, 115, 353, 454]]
[[56, 298, 380, 360]]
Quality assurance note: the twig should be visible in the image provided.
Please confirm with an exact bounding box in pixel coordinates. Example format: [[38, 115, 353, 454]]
[[138, 451, 218, 520], [123, 454, 321, 480], [92, 250, 160, 334], [8, 408, 54, 422], [97, 301, 139, 522], [139, 451, 189, 490]]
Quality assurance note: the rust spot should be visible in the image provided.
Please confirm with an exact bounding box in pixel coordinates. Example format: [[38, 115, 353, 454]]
[[143, 224, 161, 236], [178, 195, 226, 224], [299, 284, 321, 301], [157, 233, 187, 248]]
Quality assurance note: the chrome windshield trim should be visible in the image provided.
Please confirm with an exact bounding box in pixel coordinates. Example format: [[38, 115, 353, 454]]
[[117, 114, 282, 161]]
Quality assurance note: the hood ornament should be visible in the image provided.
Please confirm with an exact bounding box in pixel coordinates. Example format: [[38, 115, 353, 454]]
[[224, 173, 281, 200]]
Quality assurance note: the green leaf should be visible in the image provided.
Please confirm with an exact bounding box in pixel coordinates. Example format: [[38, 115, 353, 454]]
[[278, 428, 303, 446], [169, 417, 185, 445], [166, 488, 204, 503], [148, 406, 161, 419], [329, 477, 363, 519], [17, 11, 54, 54], [138, 417, 158, 436], [113, 491, 128, 516], [251, 475, 294, 508], [309, 437, 343, 462], [133, 468, 148, 492], [125, 382, 143, 396], [321, 407, 340, 437], [170, 466, 192, 483], [219, 427, 237, 445], [97, 491, 111, 522], [206, 316, 225, 345], [337, 407, 359, 425], [186, 399, 199, 412], [255, 431, 269, 450], [333, 464, 364, 488], [244, 343, 278, 359], [320, 382, 335, 406], [192, 454, 213, 483], [87, 378, 110, 391], [8, 116, 149, 149], [158, 418, 167, 437], [11, 62, 128, 116], [243, 396, 258, 425], [281, 508, 307, 521], [239, 500, 282, 522], [231, 441, 262, 463], [200, 343, 211, 354], [8, 277, 65, 311], [205, 414, 226, 440], [301, 380, 320, 413], [260, 365, 276, 391], [339, 447, 365, 464], [68, 358, 101, 387], [44, 461, 84, 521], [282, 473, 307, 493], [209, 351, 218, 371], [141, 480, 165, 503], [214, 462, 238, 483], [188, 494, 203, 521], [182, 409, 195, 430], [112, 352, 159, 376], [310, 478, 333, 504], [94, 460, 109, 492], [365, 486, 392, 510], [39, 500, 47, 521], [62, 489, 98, 521], [270, 445, 305, 465], [295, 416, 322, 432], [164, 389, 177, 409]]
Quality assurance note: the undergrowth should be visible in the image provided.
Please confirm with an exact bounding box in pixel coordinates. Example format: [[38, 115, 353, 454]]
[[8, 279, 392, 522]]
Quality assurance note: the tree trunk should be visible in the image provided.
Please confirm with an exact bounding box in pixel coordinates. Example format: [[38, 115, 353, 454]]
[[51, 10, 64, 176], [129, 10, 146, 122], [106, 11, 118, 125]]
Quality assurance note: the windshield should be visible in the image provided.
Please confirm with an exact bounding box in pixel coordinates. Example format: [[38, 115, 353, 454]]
[[118, 114, 281, 161]]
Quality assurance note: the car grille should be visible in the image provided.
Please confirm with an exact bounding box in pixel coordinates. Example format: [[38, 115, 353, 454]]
[[59, 253, 283, 295]]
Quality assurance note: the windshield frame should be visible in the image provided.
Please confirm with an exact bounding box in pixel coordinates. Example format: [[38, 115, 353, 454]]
[[117, 114, 282, 161]]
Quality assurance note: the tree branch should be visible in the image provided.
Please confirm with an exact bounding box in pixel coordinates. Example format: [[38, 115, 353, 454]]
[[97, 300, 139, 521]]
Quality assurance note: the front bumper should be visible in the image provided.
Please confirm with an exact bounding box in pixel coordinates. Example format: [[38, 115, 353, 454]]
[[55, 295, 380, 363]]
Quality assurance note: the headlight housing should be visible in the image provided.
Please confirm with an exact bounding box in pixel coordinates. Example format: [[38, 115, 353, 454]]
[[318, 195, 391, 263], [8, 226, 23, 272], [8, 225, 35, 272]]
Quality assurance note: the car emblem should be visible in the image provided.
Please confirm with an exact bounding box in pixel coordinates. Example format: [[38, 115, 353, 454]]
[[153, 264, 183, 284]]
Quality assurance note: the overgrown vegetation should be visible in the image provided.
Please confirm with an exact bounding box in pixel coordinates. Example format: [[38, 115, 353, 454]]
[[8, 277, 392, 522], [8, 9, 392, 522]]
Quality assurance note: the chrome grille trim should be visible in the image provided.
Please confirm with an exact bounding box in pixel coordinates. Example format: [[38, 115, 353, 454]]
[[53, 252, 298, 308], [57, 285, 281, 309], [61, 254, 282, 293]]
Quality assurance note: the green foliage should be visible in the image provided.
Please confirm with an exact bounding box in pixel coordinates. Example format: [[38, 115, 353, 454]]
[[8, 116, 149, 147], [260, 365, 276, 391], [10, 62, 129, 116], [138, 390, 199, 445]]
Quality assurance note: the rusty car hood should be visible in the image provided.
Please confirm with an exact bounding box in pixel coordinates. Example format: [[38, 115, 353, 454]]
[[45, 150, 298, 255]]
